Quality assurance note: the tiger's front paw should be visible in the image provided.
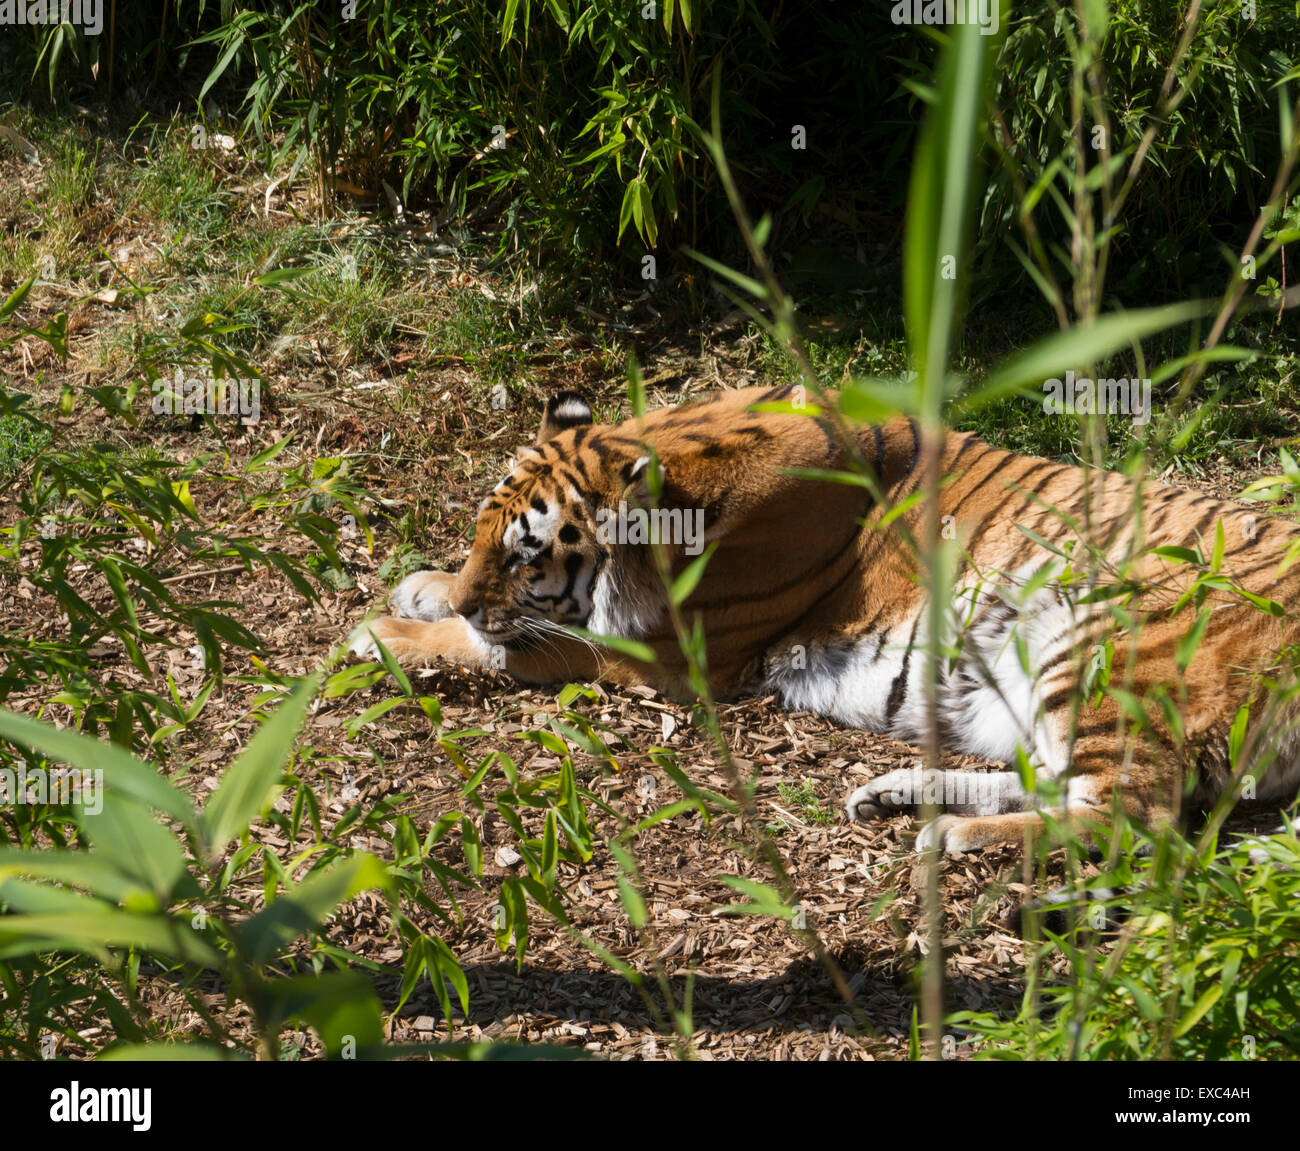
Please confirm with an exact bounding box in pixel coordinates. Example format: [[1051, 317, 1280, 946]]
[[348, 617, 422, 663], [390, 570, 458, 621], [348, 616, 490, 668]]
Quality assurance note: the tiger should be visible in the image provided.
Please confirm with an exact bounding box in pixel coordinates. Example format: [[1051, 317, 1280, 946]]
[[350, 385, 1300, 853]]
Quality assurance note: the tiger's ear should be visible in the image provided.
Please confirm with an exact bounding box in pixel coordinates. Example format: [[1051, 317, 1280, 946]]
[[619, 453, 667, 505], [537, 391, 593, 445]]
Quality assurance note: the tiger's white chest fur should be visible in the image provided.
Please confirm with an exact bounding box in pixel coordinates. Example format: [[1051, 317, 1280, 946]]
[[589, 560, 665, 640]]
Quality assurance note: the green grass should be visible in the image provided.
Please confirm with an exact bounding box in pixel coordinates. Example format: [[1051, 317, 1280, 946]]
[[130, 125, 231, 238], [46, 133, 96, 216], [0, 416, 50, 482], [952, 822, 1300, 1060], [775, 778, 833, 827], [0, 120, 96, 288]]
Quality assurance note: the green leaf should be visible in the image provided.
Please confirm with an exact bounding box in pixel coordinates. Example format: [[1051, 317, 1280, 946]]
[[556, 683, 596, 708], [747, 400, 823, 418], [0, 709, 196, 829], [262, 970, 384, 1058], [0, 907, 220, 966], [1175, 608, 1210, 671], [101, 1042, 242, 1061], [1151, 545, 1200, 565], [679, 245, 765, 299], [1232, 588, 1285, 617], [616, 874, 647, 928], [323, 663, 387, 698], [841, 377, 917, 423], [617, 179, 639, 241], [669, 543, 717, 605], [425, 934, 470, 1023], [541, 810, 559, 887], [1228, 704, 1250, 769], [1117, 974, 1161, 1022], [627, 357, 646, 418], [460, 815, 482, 877], [780, 466, 876, 490], [1149, 346, 1255, 388], [0, 277, 34, 322], [904, 17, 1001, 402], [715, 876, 792, 918], [626, 799, 701, 836], [1173, 983, 1222, 1038], [497, 876, 529, 966], [960, 301, 1209, 415], [202, 676, 318, 858], [240, 852, 390, 965], [0, 849, 155, 905], [1014, 746, 1037, 794], [565, 627, 657, 664], [252, 267, 315, 287], [501, 0, 522, 44], [199, 29, 246, 103], [80, 792, 188, 902], [417, 696, 443, 731], [1238, 475, 1289, 501], [245, 434, 295, 472], [0, 876, 123, 915], [345, 695, 409, 736], [369, 634, 412, 698]]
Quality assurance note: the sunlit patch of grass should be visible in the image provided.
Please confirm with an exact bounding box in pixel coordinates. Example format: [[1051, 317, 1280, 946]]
[[0, 123, 101, 288], [46, 133, 96, 217], [775, 777, 833, 826], [424, 281, 515, 361], [285, 248, 412, 359], [130, 124, 231, 269], [0, 414, 50, 481]]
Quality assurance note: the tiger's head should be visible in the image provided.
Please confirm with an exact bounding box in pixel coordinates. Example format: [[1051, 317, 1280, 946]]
[[447, 391, 663, 644]]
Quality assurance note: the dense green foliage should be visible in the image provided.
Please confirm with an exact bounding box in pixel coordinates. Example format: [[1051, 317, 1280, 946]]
[[953, 824, 1300, 1059], [3, 2, 1294, 294]]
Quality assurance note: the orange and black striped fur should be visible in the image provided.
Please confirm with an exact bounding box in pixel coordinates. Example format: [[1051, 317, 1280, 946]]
[[352, 386, 1300, 851]]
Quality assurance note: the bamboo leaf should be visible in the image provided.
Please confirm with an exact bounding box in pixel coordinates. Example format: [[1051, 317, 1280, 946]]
[[201, 676, 319, 858]]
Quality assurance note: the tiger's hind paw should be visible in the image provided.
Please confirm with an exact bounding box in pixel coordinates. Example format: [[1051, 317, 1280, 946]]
[[845, 768, 937, 822]]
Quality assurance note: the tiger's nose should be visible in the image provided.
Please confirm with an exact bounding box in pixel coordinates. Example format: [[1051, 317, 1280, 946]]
[[450, 595, 481, 619]]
